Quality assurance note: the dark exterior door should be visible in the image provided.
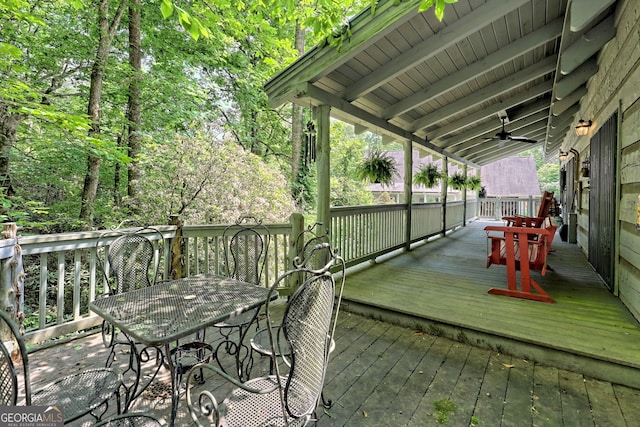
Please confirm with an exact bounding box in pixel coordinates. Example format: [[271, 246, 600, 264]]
[[588, 113, 617, 291]]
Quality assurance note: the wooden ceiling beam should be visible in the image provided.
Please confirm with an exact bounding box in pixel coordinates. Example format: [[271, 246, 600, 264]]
[[552, 86, 588, 116], [560, 15, 615, 75], [570, 0, 616, 32], [381, 17, 562, 119], [410, 56, 557, 133], [555, 58, 598, 100]]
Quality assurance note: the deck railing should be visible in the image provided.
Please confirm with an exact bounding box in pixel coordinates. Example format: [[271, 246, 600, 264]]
[[477, 196, 542, 220], [6, 200, 478, 345]]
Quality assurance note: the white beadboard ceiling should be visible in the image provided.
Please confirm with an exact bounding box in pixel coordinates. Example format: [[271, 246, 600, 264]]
[[265, 0, 617, 167]]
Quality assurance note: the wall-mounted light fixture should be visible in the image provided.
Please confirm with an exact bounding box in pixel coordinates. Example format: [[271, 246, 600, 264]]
[[575, 119, 592, 136], [559, 151, 569, 161], [581, 157, 590, 178]]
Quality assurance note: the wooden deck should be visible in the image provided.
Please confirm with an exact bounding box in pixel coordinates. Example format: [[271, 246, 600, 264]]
[[27, 307, 640, 426], [339, 220, 640, 389], [24, 221, 640, 426]]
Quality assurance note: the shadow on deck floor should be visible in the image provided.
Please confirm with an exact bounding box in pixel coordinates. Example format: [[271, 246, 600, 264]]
[[27, 309, 640, 426]]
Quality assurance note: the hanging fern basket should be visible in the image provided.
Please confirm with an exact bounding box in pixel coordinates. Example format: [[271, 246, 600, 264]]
[[413, 163, 443, 189], [448, 172, 467, 190], [357, 150, 398, 186]]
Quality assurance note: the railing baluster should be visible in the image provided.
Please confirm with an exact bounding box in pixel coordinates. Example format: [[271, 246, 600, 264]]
[[39, 254, 47, 330], [73, 249, 81, 320], [57, 252, 65, 325]]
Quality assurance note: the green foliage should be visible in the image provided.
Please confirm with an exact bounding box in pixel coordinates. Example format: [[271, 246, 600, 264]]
[[293, 163, 317, 212], [134, 133, 296, 226], [419, 0, 458, 21], [1, 0, 459, 233], [448, 172, 467, 190], [466, 175, 482, 191], [414, 163, 443, 188], [433, 398, 457, 424], [329, 121, 374, 206], [357, 149, 399, 186]]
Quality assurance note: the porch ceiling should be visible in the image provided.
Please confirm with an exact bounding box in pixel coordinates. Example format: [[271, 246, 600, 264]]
[[265, 0, 617, 167]]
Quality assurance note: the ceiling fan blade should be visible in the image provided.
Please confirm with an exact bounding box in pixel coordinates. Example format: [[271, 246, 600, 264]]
[[509, 136, 538, 143]]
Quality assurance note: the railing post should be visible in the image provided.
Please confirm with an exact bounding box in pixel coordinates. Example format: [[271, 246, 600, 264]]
[[1, 223, 24, 329], [169, 215, 184, 279], [496, 197, 502, 220]]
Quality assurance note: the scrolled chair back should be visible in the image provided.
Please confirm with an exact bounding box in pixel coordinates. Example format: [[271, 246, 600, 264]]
[[97, 223, 163, 295], [223, 216, 270, 285], [280, 272, 335, 419]]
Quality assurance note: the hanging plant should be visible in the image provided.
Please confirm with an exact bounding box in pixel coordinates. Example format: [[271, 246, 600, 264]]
[[357, 150, 398, 186], [466, 175, 482, 191], [413, 163, 444, 189], [448, 172, 467, 190]]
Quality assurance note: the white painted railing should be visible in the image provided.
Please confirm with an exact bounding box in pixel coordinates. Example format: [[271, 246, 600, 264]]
[[330, 201, 467, 268], [7, 200, 478, 344], [477, 196, 542, 220]]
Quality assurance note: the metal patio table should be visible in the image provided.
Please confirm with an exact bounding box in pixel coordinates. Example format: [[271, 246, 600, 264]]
[[90, 273, 276, 426]]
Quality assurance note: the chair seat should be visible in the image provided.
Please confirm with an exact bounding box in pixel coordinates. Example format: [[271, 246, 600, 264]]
[[219, 376, 311, 427], [251, 327, 335, 358], [31, 368, 121, 423], [213, 308, 258, 329]]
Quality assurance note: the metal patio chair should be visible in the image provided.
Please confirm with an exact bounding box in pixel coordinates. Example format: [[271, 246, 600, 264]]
[[249, 229, 342, 409], [0, 310, 122, 424], [96, 224, 168, 409], [249, 224, 334, 373], [97, 224, 163, 350], [210, 215, 270, 379], [186, 251, 345, 427]]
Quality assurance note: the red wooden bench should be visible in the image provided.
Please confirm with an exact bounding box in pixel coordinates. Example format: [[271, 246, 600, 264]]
[[484, 217, 558, 303], [502, 190, 554, 228]]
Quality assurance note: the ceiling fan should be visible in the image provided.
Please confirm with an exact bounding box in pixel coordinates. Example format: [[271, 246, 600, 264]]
[[485, 117, 537, 147]]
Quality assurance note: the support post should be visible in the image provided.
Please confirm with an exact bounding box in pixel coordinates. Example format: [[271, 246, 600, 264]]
[[404, 142, 413, 250], [315, 105, 331, 237], [462, 164, 468, 226], [441, 158, 449, 235]]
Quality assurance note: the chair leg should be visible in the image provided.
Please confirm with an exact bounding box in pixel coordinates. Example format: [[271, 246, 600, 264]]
[[321, 392, 333, 409]]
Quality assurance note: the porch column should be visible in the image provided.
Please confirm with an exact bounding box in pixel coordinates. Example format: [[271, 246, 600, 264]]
[[462, 163, 468, 226], [441, 157, 449, 235], [315, 104, 331, 235], [404, 141, 413, 250]]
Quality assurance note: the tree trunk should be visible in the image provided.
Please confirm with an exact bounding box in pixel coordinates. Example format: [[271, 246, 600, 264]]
[[79, 0, 126, 225], [290, 22, 305, 203], [0, 101, 25, 198], [126, 0, 142, 215]]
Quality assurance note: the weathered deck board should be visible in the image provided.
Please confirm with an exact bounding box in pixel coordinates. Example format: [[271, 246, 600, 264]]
[[26, 308, 640, 426], [340, 220, 640, 389]]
